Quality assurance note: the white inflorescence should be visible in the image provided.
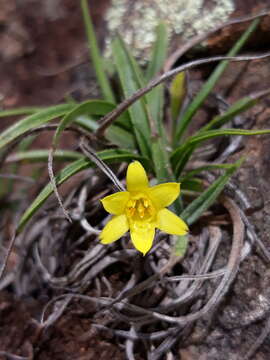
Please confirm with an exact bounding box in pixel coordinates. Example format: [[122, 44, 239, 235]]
[[105, 0, 234, 61]]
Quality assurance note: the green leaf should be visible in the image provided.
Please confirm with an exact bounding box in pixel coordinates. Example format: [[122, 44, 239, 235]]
[[6, 135, 37, 194], [112, 36, 151, 157], [117, 35, 165, 139], [7, 150, 83, 163], [172, 128, 270, 176], [151, 136, 172, 182], [141, 32, 168, 178], [201, 97, 255, 132], [55, 100, 115, 143], [146, 84, 167, 146], [112, 35, 169, 171], [50, 100, 134, 149], [105, 126, 136, 149], [17, 149, 147, 233], [180, 159, 242, 225], [73, 115, 99, 131], [173, 18, 260, 145], [171, 145, 195, 178], [145, 58, 168, 179], [81, 0, 115, 102], [76, 111, 132, 133], [0, 104, 75, 149], [200, 89, 270, 133], [127, 24, 167, 147], [172, 87, 270, 176], [0, 107, 43, 117], [120, 40, 165, 137], [181, 163, 235, 181], [75, 114, 135, 149], [181, 178, 204, 192], [145, 22, 168, 81], [148, 84, 172, 181]]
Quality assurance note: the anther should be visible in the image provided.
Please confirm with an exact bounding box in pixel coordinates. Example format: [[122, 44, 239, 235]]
[[143, 199, 149, 208], [138, 203, 145, 218], [128, 199, 136, 208]]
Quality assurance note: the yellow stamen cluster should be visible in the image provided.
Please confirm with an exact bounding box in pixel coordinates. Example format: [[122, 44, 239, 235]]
[[126, 195, 155, 221]]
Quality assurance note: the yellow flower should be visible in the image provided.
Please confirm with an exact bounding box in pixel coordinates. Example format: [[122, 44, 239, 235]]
[[100, 161, 188, 255]]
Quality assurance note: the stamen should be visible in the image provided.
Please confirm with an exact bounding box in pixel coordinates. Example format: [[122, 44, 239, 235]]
[[126, 195, 155, 221], [128, 199, 136, 208], [138, 203, 145, 218], [143, 199, 149, 208]]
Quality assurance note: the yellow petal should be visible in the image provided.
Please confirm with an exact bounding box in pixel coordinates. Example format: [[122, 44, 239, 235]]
[[100, 214, 129, 244], [130, 223, 155, 255], [148, 183, 180, 209], [101, 191, 130, 215], [126, 161, 148, 192], [157, 208, 188, 235]]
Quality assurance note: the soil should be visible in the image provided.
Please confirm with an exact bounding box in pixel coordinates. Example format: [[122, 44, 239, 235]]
[[1, 1, 270, 360]]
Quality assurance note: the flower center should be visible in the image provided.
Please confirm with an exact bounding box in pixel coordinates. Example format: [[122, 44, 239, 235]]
[[126, 194, 155, 222]]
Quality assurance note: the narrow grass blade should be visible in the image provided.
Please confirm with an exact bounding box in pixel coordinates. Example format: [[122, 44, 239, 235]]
[[114, 34, 166, 139], [114, 34, 170, 179], [112, 36, 151, 157], [120, 35, 170, 179], [172, 128, 270, 175], [152, 136, 172, 182], [81, 0, 115, 102], [172, 88, 270, 176], [6, 135, 37, 194], [200, 88, 270, 132], [172, 146, 195, 178], [54, 100, 116, 143], [75, 115, 135, 149], [181, 163, 235, 181], [7, 150, 83, 163], [181, 178, 204, 192], [0, 104, 75, 149], [0, 107, 43, 117], [145, 22, 168, 81], [105, 126, 136, 149], [8, 148, 142, 164], [174, 18, 260, 145], [181, 159, 242, 225], [147, 84, 173, 181]]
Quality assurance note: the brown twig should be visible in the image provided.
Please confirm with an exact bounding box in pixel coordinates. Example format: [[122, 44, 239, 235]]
[[48, 147, 72, 223], [79, 137, 125, 191]]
